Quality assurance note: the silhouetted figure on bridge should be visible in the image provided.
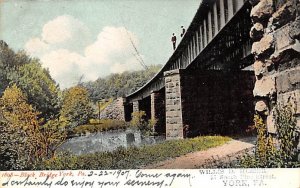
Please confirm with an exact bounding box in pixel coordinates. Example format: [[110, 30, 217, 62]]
[[171, 33, 177, 50], [180, 26, 185, 37]]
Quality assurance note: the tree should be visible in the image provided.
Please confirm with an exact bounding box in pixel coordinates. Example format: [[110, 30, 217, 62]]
[[0, 41, 61, 121], [60, 86, 93, 130], [0, 84, 43, 169], [83, 64, 162, 102], [14, 60, 61, 120], [0, 40, 17, 94], [40, 119, 67, 159], [130, 111, 152, 135], [0, 113, 28, 170], [0, 41, 32, 94], [0, 85, 66, 170]]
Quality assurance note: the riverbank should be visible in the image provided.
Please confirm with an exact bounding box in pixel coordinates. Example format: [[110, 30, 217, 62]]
[[35, 136, 230, 170]]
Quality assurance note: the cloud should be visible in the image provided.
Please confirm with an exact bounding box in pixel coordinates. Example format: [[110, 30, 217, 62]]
[[110, 56, 142, 74], [82, 26, 143, 80], [25, 15, 143, 89], [24, 37, 49, 57], [41, 49, 85, 89], [25, 15, 91, 55], [85, 26, 139, 64], [41, 15, 91, 52]]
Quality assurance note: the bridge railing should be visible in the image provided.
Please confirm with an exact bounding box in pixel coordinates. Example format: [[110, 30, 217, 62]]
[[126, 0, 249, 102]]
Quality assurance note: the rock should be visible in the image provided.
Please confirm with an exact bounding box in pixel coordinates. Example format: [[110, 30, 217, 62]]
[[271, 40, 300, 64], [255, 100, 268, 114], [274, 23, 295, 51], [250, 22, 264, 41], [276, 68, 300, 94], [252, 34, 274, 59], [251, 0, 274, 23], [253, 76, 276, 97], [277, 89, 300, 115], [249, 0, 260, 6], [270, 19, 300, 63], [100, 98, 125, 120], [289, 18, 300, 40], [265, 59, 275, 72], [267, 113, 276, 134], [272, 0, 296, 29], [253, 60, 266, 77]]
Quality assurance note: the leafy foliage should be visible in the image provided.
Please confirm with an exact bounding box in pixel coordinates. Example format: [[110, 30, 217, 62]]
[[0, 41, 30, 94], [60, 86, 93, 130], [0, 85, 66, 170], [130, 111, 147, 127], [40, 119, 67, 158], [238, 106, 300, 168], [0, 41, 66, 170], [0, 116, 29, 170], [0, 40, 61, 120], [130, 111, 152, 135], [0, 85, 44, 169], [14, 61, 61, 120], [274, 105, 299, 163], [35, 136, 231, 170], [83, 65, 162, 101], [69, 119, 127, 136]]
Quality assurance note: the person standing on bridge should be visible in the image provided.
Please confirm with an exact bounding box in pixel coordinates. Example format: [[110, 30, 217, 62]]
[[180, 26, 185, 37], [171, 33, 177, 50]]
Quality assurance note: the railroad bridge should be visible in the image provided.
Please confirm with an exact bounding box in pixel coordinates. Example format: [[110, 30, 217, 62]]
[[123, 0, 300, 140]]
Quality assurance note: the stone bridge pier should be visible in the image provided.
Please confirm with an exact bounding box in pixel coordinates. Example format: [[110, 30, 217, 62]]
[[132, 96, 151, 121], [164, 68, 255, 140], [124, 101, 133, 122], [125, 90, 166, 135], [151, 89, 166, 135]]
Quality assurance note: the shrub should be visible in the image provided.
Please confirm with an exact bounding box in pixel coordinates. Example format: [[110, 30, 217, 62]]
[[0, 84, 43, 170], [60, 86, 93, 130], [238, 105, 300, 168], [274, 105, 299, 163], [130, 111, 152, 135], [0, 85, 66, 170], [40, 119, 67, 158], [70, 119, 127, 135]]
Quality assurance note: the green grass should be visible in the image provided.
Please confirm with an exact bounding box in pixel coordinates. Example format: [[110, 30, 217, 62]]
[[70, 119, 127, 135], [36, 136, 231, 170]]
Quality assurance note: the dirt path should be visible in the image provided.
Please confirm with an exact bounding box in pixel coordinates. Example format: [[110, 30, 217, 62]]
[[144, 137, 256, 169]]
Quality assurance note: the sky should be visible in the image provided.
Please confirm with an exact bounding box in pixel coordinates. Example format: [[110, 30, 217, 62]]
[[0, 0, 200, 88]]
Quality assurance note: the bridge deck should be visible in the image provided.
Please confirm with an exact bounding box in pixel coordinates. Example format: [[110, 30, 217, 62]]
[[126, 0, 252, 103]]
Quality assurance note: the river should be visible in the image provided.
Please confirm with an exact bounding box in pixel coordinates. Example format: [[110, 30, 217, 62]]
[[58, 129, 165, 155]]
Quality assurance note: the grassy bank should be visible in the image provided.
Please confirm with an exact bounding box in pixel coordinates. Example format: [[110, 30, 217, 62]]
[[69, 119, 127, 136], [36, 136, 231, 170]]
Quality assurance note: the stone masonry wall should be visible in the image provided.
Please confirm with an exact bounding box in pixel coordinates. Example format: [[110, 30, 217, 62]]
[[100, 97, 125, 121], [250, 0, 300, 155], [132, 101, 139, 112], [151, 90, 166, 135], [164, 69, 184, 139]]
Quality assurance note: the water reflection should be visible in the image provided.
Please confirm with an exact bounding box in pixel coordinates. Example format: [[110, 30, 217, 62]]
[[58, 129, 165, 155]]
